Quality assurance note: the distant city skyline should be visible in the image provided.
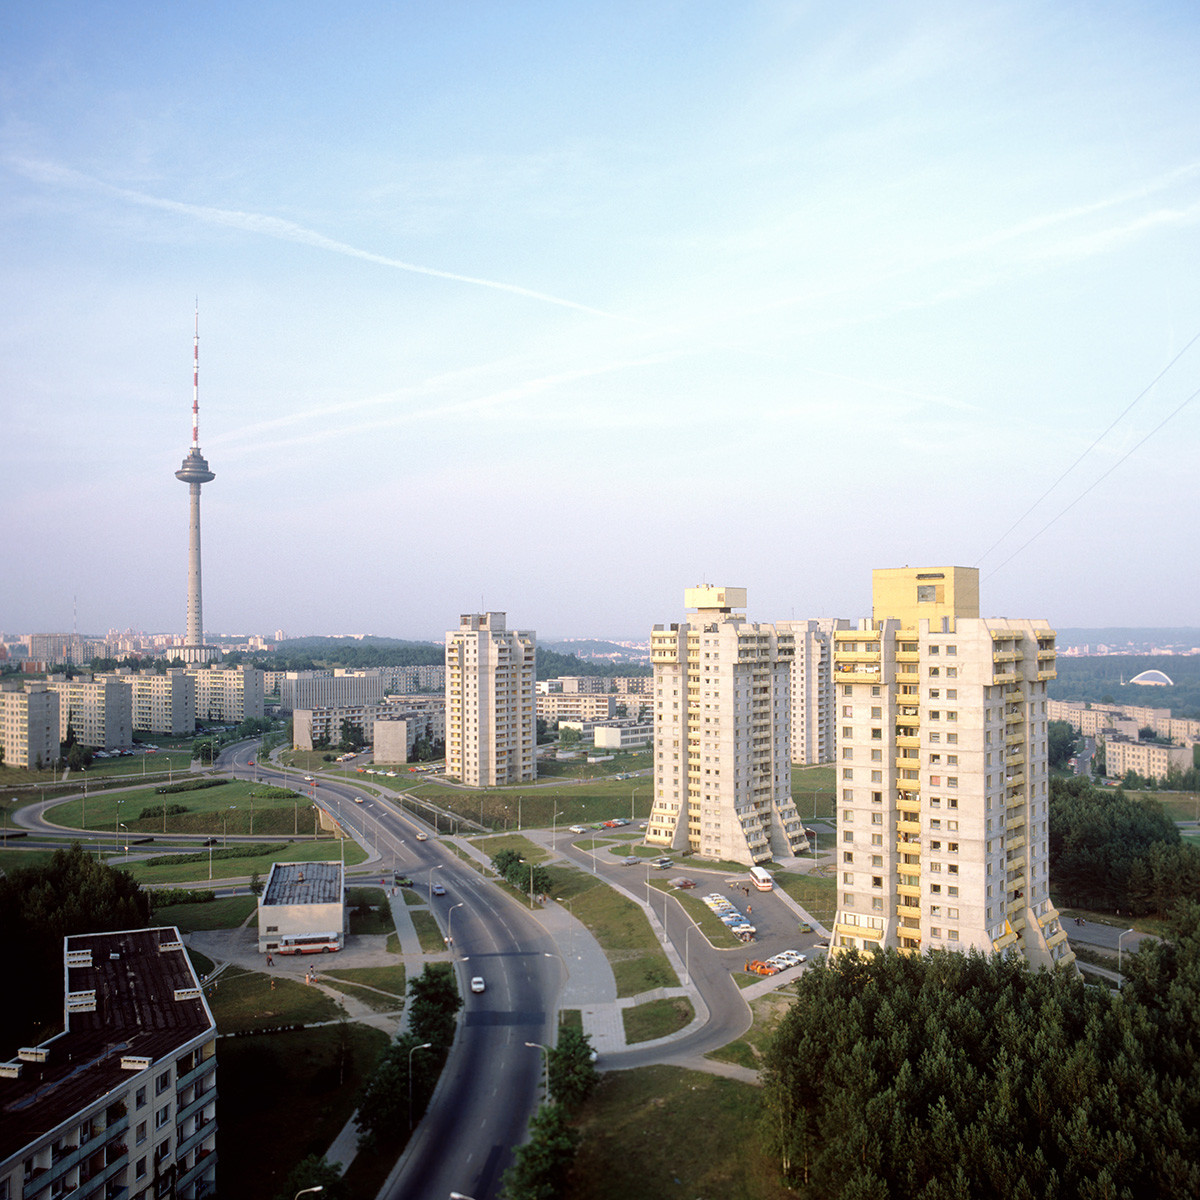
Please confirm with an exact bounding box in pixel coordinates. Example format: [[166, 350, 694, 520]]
[[3, 4, 1199, 638]]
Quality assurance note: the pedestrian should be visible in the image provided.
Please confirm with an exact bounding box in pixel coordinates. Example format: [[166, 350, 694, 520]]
[[748, 905, 752, 916], [266, 953, 273, 967]]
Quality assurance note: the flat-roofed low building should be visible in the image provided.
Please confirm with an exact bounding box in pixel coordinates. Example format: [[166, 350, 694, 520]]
[[1103, 736, 1193, 782], [0, 926, 218, 1200], [257, 861, 345, 954], [536, 692, 616, 724], [592, 721, 654, 750]]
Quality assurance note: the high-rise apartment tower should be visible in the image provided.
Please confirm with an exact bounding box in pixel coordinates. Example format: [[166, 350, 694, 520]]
[[444, 613, 536, 786], [778, 618, 850, 764], [830, 567, 1073, 968], [175, 311, 217, 664], [645, 587, 809, 865]]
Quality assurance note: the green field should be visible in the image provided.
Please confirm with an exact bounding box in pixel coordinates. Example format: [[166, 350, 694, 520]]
[[150, 894, 258, 931], [708, 989, 797, 1069], [622, 995, 695, 1043], [204, 965, 344, 1033], [218, 1023, 389, 1198], [45, 779, 323, 838], [773, 869, 837, 927], [567, 1065, 790, 1200], [321, 965, 406, 1012], [549, 865, 679, 997], [124, 837, 366, 885]]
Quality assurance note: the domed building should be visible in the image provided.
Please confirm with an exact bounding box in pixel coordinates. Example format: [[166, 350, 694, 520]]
[[1129, 668, 1173, 686]]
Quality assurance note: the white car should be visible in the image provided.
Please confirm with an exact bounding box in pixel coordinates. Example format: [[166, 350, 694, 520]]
[[470, 976, 485, 994], [569, 825, 587, 834], [415, 832, 428, 841]]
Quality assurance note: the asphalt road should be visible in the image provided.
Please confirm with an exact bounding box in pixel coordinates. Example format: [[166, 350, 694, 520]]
[[228, 744, 558, 1200]]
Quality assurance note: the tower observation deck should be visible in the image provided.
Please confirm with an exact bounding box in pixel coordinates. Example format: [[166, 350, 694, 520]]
[[175, 310, 217, 664]]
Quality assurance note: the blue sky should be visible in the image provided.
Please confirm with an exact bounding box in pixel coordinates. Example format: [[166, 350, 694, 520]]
[[2, 2, 1198, 642]]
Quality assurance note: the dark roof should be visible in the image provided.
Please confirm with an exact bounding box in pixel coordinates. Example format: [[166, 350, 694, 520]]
[[262, 860, 343, 906], [0, 927, 214, 1164]]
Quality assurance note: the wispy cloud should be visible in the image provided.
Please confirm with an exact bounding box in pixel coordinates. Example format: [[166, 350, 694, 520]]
[[8, 157, 627, 320]]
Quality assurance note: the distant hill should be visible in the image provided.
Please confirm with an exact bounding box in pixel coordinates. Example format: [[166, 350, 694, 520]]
[[542, 639, 649, 663], [1056, 628, 1200, 652], [263, 636, 442, 670]]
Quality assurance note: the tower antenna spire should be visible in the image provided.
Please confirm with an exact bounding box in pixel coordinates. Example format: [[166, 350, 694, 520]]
[[192, 300, 200, 449]]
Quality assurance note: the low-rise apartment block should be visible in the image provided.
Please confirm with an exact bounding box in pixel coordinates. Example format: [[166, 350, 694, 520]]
[[0, 927, 218, 1200], [187, 664, 265, 724], [0, 681, 60, 768], [46, 675, 132, 750], [1103, 736, 1193, 782], [536, 692, 617, 724], [124, 669, 196, 736]]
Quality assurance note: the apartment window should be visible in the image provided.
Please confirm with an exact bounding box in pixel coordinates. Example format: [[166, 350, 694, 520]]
[[872, 876, 883, 888], [948, 886, 959, 896], [871, 706, 882, 719], [929, 645, 940, 655], [948, 842, 959, 853], [843, 893, 854, 905], [930, 861, 941, 872], [948, 797, 958, 808], [929, 689, 940, 700], [842, 768, 853, 780], [136, 1086, 147, 1109], [842, 747, 854, 760], [871, 727, 882, 739], [872, 686, 881, 696], [155, 1104, 171, 1130], [872, 791, 882, 804], [929, 753, 941, 765], [136, 1158, 147, 1181], [930, 883, 941, 893], [842, 726, 853, 739], [871, 770, 882, 782], [947, 754, 957, 766], [947, 733, 957, 744], [136, 1121, 147, 1145], [871, 854, 883, 867], [947, 689, 957, 700], [842, 705, 853, 716], [947, 711, 958, 721], [843, 831, 853, 843], [843, 872, 854, 884], [871, 749, 882, 762], [155, 1071, 171, 1095], [948, 864, 959, 875], [948, 908, 959, 919], [948, 820, 958, 831], [947, 668, 958, 678], [843, 809, 854, 823], [871, 833, 883, 845], [947, 777, 958, 788], [929, 710, 940, 721], [948, 930, 960, 941], [928, 732, 940, 743], [871, 812, 883, 825], [843, 686, 852, 696], [843, 852, 854, 863], [930, 905, 942, 916], [842, 788, 853, 801], [929, 667, 940, 677], [946, 645, 957, 656], [931, 926, 942, 938]]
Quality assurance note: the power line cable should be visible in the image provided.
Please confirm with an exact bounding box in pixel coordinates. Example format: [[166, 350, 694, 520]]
[[976, 326, 1200, 565], [982, 382, 1200, 581]]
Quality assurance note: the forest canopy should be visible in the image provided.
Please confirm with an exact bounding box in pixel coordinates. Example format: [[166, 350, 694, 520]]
[[763, 909, 1200, 1199]]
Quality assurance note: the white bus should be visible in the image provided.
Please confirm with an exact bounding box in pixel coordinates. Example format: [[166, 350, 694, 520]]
[[276, 932, 341, 955], [749, 866, 774, 892]]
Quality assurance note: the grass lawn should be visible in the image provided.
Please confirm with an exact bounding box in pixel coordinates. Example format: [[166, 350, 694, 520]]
[[470, 832, 550, 863], [773, 869, 837, 927], [621, 996, 694, 1043], [46, 780, 318, 838], [151, 895, 258, 931], [346, 887, 395, 935], [409, 909, 446, 953], [205, 966, 344, 1032], [707, 989, 796, 1069], [566, 1065, 791, 1200], [321, 965, 406, 1012], [791, 764, 836, 820], [0, 848, 59, 874], [217, 1022, 389, 1198], [187, 948, 215, 977], [124, 837, 366, 886], [552, 867, 680, 996], [559, 1009, 583, 1032]]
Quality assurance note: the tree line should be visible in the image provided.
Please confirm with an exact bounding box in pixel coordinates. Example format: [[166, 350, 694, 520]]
[[762, 906, 1200, 1198], [1048, 775, 1200, 916]]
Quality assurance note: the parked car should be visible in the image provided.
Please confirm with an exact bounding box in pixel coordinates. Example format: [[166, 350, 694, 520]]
[[670, 878, 696, 889], [623, 856, 639, 865], [569, 825, 586, 834], [652, 857, 672, 869], [470, 976, 485, 993]]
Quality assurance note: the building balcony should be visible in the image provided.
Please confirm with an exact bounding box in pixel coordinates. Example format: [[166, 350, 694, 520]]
[[992, 649, 1022, 664], [836, 649, 881, 664], [897, 883, 921, 899], [993, 927, 1019, 951], [1006, 817, 1026, 836], [896, 734, 920, 749], [1038, 669, 1057, 681], [1044, 926, 1070, 950], [1006, 895, 1025, 916], [1006, 752, 1025, 769], [896, 839, 921, 855], [834, 667, 882, 684]]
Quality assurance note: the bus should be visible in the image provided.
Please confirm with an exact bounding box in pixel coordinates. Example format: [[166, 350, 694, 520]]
[[749, 866, 774, 891], [276, 932, 341, 955]]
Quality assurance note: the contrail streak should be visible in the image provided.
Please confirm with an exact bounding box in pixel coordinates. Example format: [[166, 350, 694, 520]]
[[10, 157, 625, 320]]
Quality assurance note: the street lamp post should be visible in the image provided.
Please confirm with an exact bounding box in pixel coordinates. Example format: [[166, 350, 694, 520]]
[[119, 822, 128, 855], [524, 1040, 550, 1100], [552, 809, 564, 845], [1118, 927, 1136, 975], [295, 1186, 324, 1199], [408, 1041, 432, 1131], [447, 902, 464, 950]]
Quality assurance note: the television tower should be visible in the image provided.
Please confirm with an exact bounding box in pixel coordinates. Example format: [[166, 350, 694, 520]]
[[175, 307, 217, 663]]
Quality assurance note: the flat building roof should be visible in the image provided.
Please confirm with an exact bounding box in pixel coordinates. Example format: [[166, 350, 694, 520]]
[[262, 861, 343, 906]]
